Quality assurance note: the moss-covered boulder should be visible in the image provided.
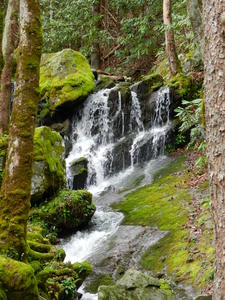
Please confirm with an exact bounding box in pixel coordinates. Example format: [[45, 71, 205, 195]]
[[69, 157, 88, 190], [98, 270, 175, 300], [39, 49, 95, 122], [31, 126, 66, 205], [37, 261, 92, 299], [0, 256, 39, 300], [31, 189, 96, 234]]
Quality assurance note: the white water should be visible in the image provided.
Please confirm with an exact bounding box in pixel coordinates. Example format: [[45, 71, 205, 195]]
[[63, 85, 173, 298]]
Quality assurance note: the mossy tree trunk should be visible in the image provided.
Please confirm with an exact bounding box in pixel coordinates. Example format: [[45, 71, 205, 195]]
[[203, 1, 225, 298], [0, 0, 42, 260], [0, 0, 19, 136], [163, 0, 180, 76]]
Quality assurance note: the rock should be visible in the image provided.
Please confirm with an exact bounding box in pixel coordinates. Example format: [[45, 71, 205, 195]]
[[69, 157, 88, 190], [0, 256, 39, 300], [31, 126, 66, 205], [117, 269, 160, 289], [39, 49, 95, 123], [31, 189, 96, 234], [98, 269, 175, 300]]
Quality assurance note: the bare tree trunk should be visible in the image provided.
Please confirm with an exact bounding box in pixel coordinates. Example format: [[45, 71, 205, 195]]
[[91, 0, 101, 69], [186, 0, 203, 54], [0, 0, 42, 260], [163, 0, 180, 76], [203, 1, 225, 299], [0, 0, 19, 136]]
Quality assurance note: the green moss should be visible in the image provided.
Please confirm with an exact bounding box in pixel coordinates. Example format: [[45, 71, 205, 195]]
[[32, 126, 65, 203], [141, 73, 164, 92], [112, 156, 214, 289], [0, 256, 39, 299], [168, 73, 200, 99], [30, 189, 96, 234], [33, 126, 65, 179], [39, 49, 95, 117], [85, 274, 113, 294]]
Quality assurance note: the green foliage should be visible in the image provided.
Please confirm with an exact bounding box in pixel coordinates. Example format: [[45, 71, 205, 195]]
[[175, 98, 205, 148]]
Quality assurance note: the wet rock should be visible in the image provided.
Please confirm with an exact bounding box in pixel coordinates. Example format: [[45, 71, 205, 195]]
[[70, 157, 88, 190], [98, 269, 174, 300]]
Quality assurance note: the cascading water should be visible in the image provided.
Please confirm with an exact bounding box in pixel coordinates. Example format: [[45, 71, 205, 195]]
[[66, 85, 172, 191], [62, 84, 173, 299]]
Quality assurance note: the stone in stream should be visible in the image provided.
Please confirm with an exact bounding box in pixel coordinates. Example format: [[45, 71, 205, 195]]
[[69, 157, 88, 190], [98, 269, 175, 300]]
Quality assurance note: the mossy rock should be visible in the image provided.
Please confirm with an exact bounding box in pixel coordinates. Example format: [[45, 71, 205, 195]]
[[98, 270, 174, 300], [37, 261, 92, 299], [69, 157, 88, 190], [39, 49, 95, 121], [0, 256, 39, 300], [31, 189, 96, 234], [168, 73, 200, 100], [31, 126, 66, 204], [141, 73, 164, 92]]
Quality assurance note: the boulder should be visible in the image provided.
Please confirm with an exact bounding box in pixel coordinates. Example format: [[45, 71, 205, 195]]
[[98, 269, 175, 300], [31, 189, 96, 234], [0, 256, 39, 300], [69, 157, 88, 190], [39, 49, 95, 123], [31, 126, 66, 204]]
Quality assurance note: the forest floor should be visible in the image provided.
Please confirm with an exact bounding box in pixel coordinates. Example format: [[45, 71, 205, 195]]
[[112, 150, 214, 296]]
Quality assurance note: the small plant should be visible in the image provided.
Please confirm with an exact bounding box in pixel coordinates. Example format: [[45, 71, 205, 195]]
[[175, 98, 206, 172], [62, 277, 77, 297]]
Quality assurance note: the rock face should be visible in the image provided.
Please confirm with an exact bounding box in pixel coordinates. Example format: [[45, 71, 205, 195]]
[[98, 270, 175, 300], [39, 49, 95, 123], [31, 189, 96, 234], [69, 157, 88, 190], [31, 126, 66, 205]]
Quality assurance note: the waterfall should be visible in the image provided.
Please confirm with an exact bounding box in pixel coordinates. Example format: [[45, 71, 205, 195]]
[[66, 85, 172, 194], [62, 85, 173, 300]]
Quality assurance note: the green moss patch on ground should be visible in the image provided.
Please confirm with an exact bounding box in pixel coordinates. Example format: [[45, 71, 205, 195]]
[[112, 155, 214, 290]]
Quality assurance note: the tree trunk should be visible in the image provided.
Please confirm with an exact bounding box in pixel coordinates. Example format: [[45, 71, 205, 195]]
[[203, 1, 225, 299], [0, 0, 19, 136], [163, 0, 180, 76], [0, 0, 4, 76], [186, 0, 203, 54], [0, 0, 42, 260], [91, 1, 101, 69]]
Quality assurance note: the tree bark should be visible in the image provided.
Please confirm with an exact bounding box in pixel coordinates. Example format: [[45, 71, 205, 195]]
[[0, 0, 4, 76], [0, 0, 42, 260], [203, 1, 225, 298], [91, 1, 101, 69], [186, 0, 203, 54], [163, 0, 180, 76], [0, 0, 19, 136]]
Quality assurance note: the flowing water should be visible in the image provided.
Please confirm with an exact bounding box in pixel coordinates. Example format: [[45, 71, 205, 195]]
[[62, 85, 175, 299]]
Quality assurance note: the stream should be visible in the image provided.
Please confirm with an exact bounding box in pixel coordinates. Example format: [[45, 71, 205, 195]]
[[61, 85, 196, 299]]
